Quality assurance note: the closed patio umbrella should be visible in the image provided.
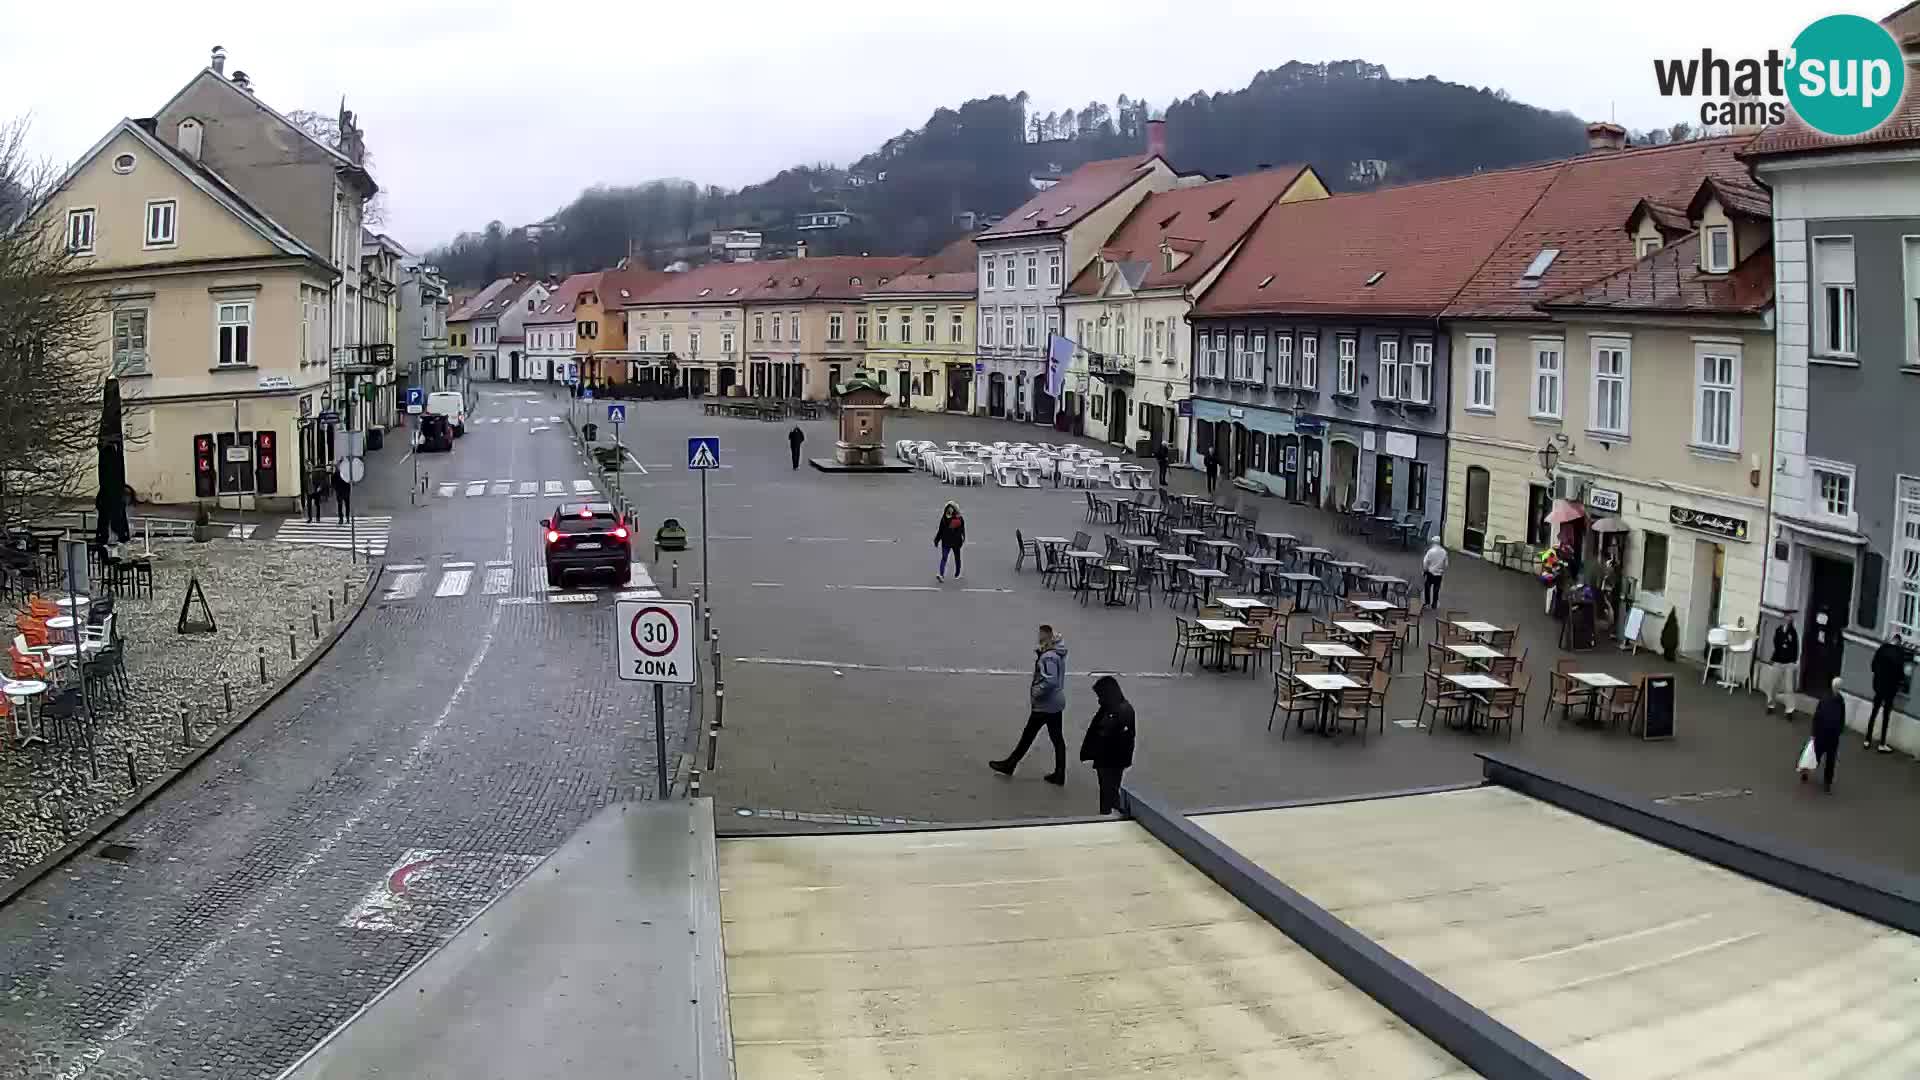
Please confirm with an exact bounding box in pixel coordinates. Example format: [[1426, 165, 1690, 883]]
[[1591, 515, 1630, 533], [94, 378, 130, 549], [1545, 499, 1585, 526]]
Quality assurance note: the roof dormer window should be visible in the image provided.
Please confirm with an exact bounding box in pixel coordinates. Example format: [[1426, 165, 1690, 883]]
[[1704, 226, 1732, 273], [1023, 210, 1040, 220], [1206, 200, 1232, 221], [1521, 248, 1560, 280], [697, 287, 711, 297], [1364, 271, 1385, 287], [1056, 205, 1074, 215], [1637, 236, 1663, 258]]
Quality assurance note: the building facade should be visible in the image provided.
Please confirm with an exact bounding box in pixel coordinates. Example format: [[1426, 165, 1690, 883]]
[[1747, 39, 1920, 744], [862, 238, 978, 412], [524, 273, 591, 383], [741, 256, 916, 400], [397, 261, 450, 393], [621, 262, 762, 396]]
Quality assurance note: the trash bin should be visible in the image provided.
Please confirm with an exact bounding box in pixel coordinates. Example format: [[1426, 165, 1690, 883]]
[[582, 422, 598, 443]]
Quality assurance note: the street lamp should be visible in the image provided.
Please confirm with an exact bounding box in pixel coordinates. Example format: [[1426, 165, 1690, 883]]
[[1538, 440, 1559, 479]]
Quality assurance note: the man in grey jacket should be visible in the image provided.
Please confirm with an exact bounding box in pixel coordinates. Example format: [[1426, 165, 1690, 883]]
[[990, 625, 1069, 785]]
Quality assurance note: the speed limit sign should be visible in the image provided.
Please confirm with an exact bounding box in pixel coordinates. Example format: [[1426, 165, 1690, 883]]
[[615, 599, 694, 684]]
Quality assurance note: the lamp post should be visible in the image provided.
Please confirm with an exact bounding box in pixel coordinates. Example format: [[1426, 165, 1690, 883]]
[[1537, 440, 1560, 484]]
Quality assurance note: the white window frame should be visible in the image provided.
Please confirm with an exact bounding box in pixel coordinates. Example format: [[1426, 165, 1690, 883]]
[[1024, 312, 1037, 349], [635, 331, 648, 352], [66, 207, 95, 254], [1377, 338, 1399, 400], [215, 300, 253, 367], [855, 313, 868, 342], [900, 309, 915, 344], [1906, 236, 1920, 368], [143, 199, 177, 249], [721, 330, 734, 356], [1891, 476, 1920, 641], [753, 314, 765, 341], [1704, 225, 1733, 272], [982, 312, 995, 347], [1273, 333, 1293, 386], [111, 307, 149, 376], [1467, 337, 1497, 412], [827, 313, 842, 341], [689, 330, 701, 357], [950, 310, 963, 344], [1812, 235, 1857, 359], [1048, 251, 1062, 286], [1003, 312, 1015, 349], [1299, 334, 1318, 389], [924, 310, 936, 343], [1408, 339, 1433, 404], [1252, 332, 1268, 384], [1230, 332, 1246, 382], [661, 329, 673, 354], [1046, 310, 1060, 350], [1589, 336, 1631, 436], [1637, 235, 1663, 258], [1807, 458, 1858, 531], [983, 258, 996, 290], [1692, 342, 1741, 452], [1529, 338, 1562, 419], [1026, 253, 1038, 286], [1336, 336, 1357, 395]]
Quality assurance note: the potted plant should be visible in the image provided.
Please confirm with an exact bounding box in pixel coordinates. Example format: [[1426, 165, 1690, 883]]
[[191, 501, 215, 543], [1660, 610, 1680, 661]]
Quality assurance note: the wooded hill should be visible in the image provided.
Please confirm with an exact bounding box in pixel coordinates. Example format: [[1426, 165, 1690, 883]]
[[426, 60, 1590, 286]]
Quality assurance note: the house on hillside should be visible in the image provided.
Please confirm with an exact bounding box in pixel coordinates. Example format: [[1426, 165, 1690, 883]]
[[796, 211, 854, 231]]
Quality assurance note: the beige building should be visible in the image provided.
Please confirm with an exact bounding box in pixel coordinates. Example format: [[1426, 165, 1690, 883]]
[[861, 238, 978, 412], [29, 118, 338, 509], [621, 261, 761, 396]]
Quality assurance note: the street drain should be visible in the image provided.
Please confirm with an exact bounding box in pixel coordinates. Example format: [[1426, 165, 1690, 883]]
[[94, 842, 140, 862], [1653, 788, 1753, 806]]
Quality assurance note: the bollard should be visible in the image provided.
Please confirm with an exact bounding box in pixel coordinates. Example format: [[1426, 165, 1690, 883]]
[[671, 560, 680, 590], [714, 685, 726, 732], [180, 705, 192, 746], [288, 624, 297, 661], [222, 671, 233, 715], [688, 770, 701, 799], [692, 587, 702, 624], [257, 646, 267, 685], [311, 602, 320, 639], [126, 749, 138, 790], [329, 596, 336, 622], [342, 579, 351, 605], [705, 719, 721, 771]]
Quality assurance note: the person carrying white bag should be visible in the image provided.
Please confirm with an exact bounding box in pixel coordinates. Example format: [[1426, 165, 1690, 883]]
[[1798, 677, 1847, 794]]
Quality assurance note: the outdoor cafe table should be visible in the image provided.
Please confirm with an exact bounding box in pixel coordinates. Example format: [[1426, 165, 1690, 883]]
[[1120, 537, 1160, 569], [1195, 618, 1249, 670], [1449, 619, 1505, 639], [1168, 528, 1204, 555], [1244, 556, 1283, 595], [1215, 597, 1268, 616], [1256, 531, 1297, 555], [1568, 671, 1632, 724], [1444, 673, 1510, 732], [1185, 567, 1229, 605], [1133, 506, 1165, 532], [1362, 574, 1407, 596], [1327, 560, 1370, 595], [1196, 538, 1240, 568], [1349, 599, 1397, 613], [3, 678, 46, 744], [1277, 571, 1320, 609], [44, 614, 78, 642], [1064, 550, 1104, 592], [1294, 672, 1362, 734], [1303, 641, 1363, 670], [54, 594, 90, 611], [1100, 563, 1135, 607], [1295, 546, 1331, 570], [1333, 620, 1384, 642]]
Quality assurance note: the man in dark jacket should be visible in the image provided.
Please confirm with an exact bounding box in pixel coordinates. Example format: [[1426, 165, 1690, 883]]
[[787, 425, 805, 470], [934, 503, 965, 582], [1079, 675, 1136, 815], [331, 469, 352, 525], [1867, 634, 1908, 752], [1204, 447, 1220, 495], [1809, 677, 1847, 793], [991, 626, 1067, 785], [1763, 620, 1800, 718], [1153, 441, 1170, 488]]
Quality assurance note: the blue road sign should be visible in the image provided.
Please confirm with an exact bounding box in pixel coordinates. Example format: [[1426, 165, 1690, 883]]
[[405, 386, 424, 407], [607, 404, 626, 424], [687, 437, 721, 470], [583, 387, 595, 401]]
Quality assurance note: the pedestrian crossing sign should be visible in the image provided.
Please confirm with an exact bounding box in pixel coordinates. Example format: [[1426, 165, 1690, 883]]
[[607, 404, 626, 424], [687, 437, 721, 470]]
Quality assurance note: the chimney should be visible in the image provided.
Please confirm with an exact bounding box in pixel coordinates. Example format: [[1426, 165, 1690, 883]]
[[1145, 118, 1167, 159], [231, 70, 252, 93], [1585, 121, 1627, 152], [210, 46, 226, 75]]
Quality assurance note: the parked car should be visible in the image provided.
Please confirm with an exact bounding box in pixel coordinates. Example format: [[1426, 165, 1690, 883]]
[[417, 412, 453, 452], [426, 391, 466, 436], [543, 501, 631, 588]]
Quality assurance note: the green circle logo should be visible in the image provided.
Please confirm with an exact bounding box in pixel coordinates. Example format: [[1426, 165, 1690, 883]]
[[1787, 14, 1907, 137]]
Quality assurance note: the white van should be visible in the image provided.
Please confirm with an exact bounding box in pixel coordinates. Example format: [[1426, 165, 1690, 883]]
[[425, 391, 466, 436]]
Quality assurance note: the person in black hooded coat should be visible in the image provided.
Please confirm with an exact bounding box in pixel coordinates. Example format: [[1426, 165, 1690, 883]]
[[1079, 675, 1136, 815]]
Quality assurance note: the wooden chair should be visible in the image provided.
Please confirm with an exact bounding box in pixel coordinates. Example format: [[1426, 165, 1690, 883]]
[[1419, 669, 1464, 734], [1483, 687, 1520, 740], [1403, 596, 1425, 645], [1543, 670, 1584, 727], [1225, 627, 1262, 676], [1488, 656, 1519, 683], [1344, 656, 1378, 685], [1271, 673, 1317, 737], [1334, 686, 1372, 742], [1489, 628, 1518, 653], [1171, 616, 1209, 672], [1367, 632, 1393, 670], [1367, 668, 1391, 735], [1604, 684, 1641, 732], [1511, 672, 1533, 733]]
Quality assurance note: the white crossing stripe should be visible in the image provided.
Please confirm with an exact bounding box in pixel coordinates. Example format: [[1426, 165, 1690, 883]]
[[386, 563, 427, 572], [435, 569, 472, 597], [630, 563, 655, 588], [382, 572, 423, 600], [226, 524, 258, 540], [437, 484, 455, 497], [615, 589, 662, 600], [491, 482, 510, 496], [274, 516, 391, 557], [442, 560, 476, 569], [496, 596, 538, 606], [548, 415, 561, 422], [547, 592, 595, 604], [465, 481, 486, 497], [483, 567, 513, 594], [544, 481, 563, 496], [517, 482, 537, 495], [572, 480, 595, 494]]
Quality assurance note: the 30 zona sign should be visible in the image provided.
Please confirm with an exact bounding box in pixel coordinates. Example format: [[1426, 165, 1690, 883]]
[[615, 599, 695, 684]]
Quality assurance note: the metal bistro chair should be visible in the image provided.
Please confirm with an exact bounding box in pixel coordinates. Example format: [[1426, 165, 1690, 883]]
[[1271, 672, 1318, 737], [1014, 529, 1042, 572]]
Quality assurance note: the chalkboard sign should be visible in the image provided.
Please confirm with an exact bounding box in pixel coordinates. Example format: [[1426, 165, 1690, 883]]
[[1639, 674, 1675, 740]]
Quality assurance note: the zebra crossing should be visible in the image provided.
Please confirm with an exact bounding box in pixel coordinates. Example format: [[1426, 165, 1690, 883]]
[[274, 516, 391, 557], [434, 479, 597, 500], [378, 559, 660, 604]]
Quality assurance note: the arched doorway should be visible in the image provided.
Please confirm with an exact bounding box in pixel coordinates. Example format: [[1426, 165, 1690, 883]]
[[1301, 436, 1323, 506], [718, 366, 737, 396], [988, 373, 1007, 417], [1014, 372, 1029, 420], [1107, 387, 1129, 446], [1034, 383, 1056, 426], [1464, 466, 1490, 553], [1329, 438, 1359, 510]]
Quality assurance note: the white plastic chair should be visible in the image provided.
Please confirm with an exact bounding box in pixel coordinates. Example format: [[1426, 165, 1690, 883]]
[[1703, 627, 1729, 686], [1722, 623, 1755, 693], [1108, 468, 1131, 492], [1018, 467, 1042, 489], [1130, 470, 1151, 491], [995, 465, 1017, 488]]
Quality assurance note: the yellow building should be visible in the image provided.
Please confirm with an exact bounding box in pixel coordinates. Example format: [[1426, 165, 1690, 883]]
[[741, 256, 917, 400], [862, 238, 978, 412], [27, 118, 338, 509]]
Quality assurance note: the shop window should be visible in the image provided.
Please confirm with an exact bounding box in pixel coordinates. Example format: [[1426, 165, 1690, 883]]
[[1641, 532, 1669, 594]]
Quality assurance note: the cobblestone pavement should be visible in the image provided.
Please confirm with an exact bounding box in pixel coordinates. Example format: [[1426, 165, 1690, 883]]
[[1, 539, 360, 881], [0, 386, 692, 1080]]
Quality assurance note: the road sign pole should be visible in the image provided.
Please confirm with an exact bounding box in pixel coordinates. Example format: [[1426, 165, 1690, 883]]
[[699, 469, 710, 624], [654, 682, 668, 799]]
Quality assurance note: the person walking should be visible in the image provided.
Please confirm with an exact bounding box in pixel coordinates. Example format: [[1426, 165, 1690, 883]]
[[1805, 677, 1846, 792], [1079, 675, 1136, 815], [934, 502, 966, 582], [1204, 447, 1220, 495], [990, 626, 1068, 785], [1421, 536, 1448, 607], [1762, 619, 1801, 718], [331, 469, 352, 525], [1154, 441, 1170, 488], [1867, 634, 1907, 752], [305, 467, 326, 523], [787, 425, 805, 470]]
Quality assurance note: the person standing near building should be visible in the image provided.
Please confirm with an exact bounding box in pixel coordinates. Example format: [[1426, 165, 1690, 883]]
[[934, 502, 966, 582], [1154, 441, 1170, 488], [331, 468, 352, 525], [1422, 536, 1448, 607], [305, 466, 327, 523], [990, 625, 1068, 785], [1204, 447, 1220, 495], [1762, 619, 1800, 718], [787, 425, 805, 470], [1079, 675, 1136, 815], [1807, 677, 1846, 792], [1867, 634, 1907, 753]]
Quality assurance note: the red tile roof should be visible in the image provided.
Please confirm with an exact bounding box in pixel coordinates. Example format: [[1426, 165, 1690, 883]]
[[1443, 135, 1762, 319], [1063, 166, 1314, 298], [1742, 58, 1920, 158], [1538, 233, 1774, 316], [525, 272, 600, 326], [867, 237, 979, 296], [618, 261, 780, 307], [739, 256, 920, 303], [1195, 165, 1562, 319], [601, 267, 672, 306], [976, 155, 1166, 240]]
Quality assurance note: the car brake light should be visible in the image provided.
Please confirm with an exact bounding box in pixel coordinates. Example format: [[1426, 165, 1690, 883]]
[[579, 509, 593, 518], [613, 526, 628, 540], [545, 530, 560, 544]]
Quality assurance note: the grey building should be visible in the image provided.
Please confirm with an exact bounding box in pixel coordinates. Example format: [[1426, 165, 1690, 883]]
[[1749, 41, 1920, 749], [399, 261, 451, 393]]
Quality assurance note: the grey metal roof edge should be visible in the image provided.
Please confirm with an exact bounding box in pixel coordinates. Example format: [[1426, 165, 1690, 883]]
[[1477, 753, 1920, 936], [1121, 781, 1588, 1080], [1183, 779, 1489, 818]]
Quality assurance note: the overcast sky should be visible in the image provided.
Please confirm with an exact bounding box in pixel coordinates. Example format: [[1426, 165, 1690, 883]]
[[5, 0, 1823, 253]]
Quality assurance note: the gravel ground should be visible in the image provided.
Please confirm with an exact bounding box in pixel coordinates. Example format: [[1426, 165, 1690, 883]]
[[1, 538, 364, 882]]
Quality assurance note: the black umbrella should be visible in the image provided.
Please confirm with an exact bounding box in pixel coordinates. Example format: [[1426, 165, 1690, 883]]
[[95, 377, 130, 548]]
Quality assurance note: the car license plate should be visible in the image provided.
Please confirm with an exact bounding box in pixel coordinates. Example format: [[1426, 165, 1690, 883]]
[[574, 542, 602, 550]]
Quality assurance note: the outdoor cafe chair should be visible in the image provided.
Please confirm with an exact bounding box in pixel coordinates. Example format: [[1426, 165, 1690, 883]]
[[995, 466, 1019, 488], [1488, 628, 1518, 653], [1170, 616, 1210, 672], [1344, 656, 1378, 685], [1418, 669, 1466, 734], [1223, 627, 1262, 676], [1604, 684, 1641, 732], [1544, 670, 1584, 727], [1484, 687, 1521, 741], [1367, 668, 1391, 735], [1488, 656, 1520, 683], [1014, 530, 1042, 572], [1402, 597, 1425, 645], [1083, 492, 1102, 523], [1334, 686, 1372, 743], [1271, 673, 1318, 737]]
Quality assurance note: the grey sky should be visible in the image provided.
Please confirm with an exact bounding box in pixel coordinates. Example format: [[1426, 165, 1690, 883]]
[[5, 0, 1820, 253]]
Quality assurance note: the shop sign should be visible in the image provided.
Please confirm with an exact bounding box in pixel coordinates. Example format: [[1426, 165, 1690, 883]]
[[1382, 431, 1417, 459], [1177, 400, 1193, 417], [1228, 407, 1245, 419], [1362, 430, 1376, 452], [1669, 505, 1750, 542], [1586, 487, 1622, 513], [1293, 416, 1326, 434]]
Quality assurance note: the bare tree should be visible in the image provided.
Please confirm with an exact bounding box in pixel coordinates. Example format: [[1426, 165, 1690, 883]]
[[0, 117, 111, 529], [286, 108, 386, 227]]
